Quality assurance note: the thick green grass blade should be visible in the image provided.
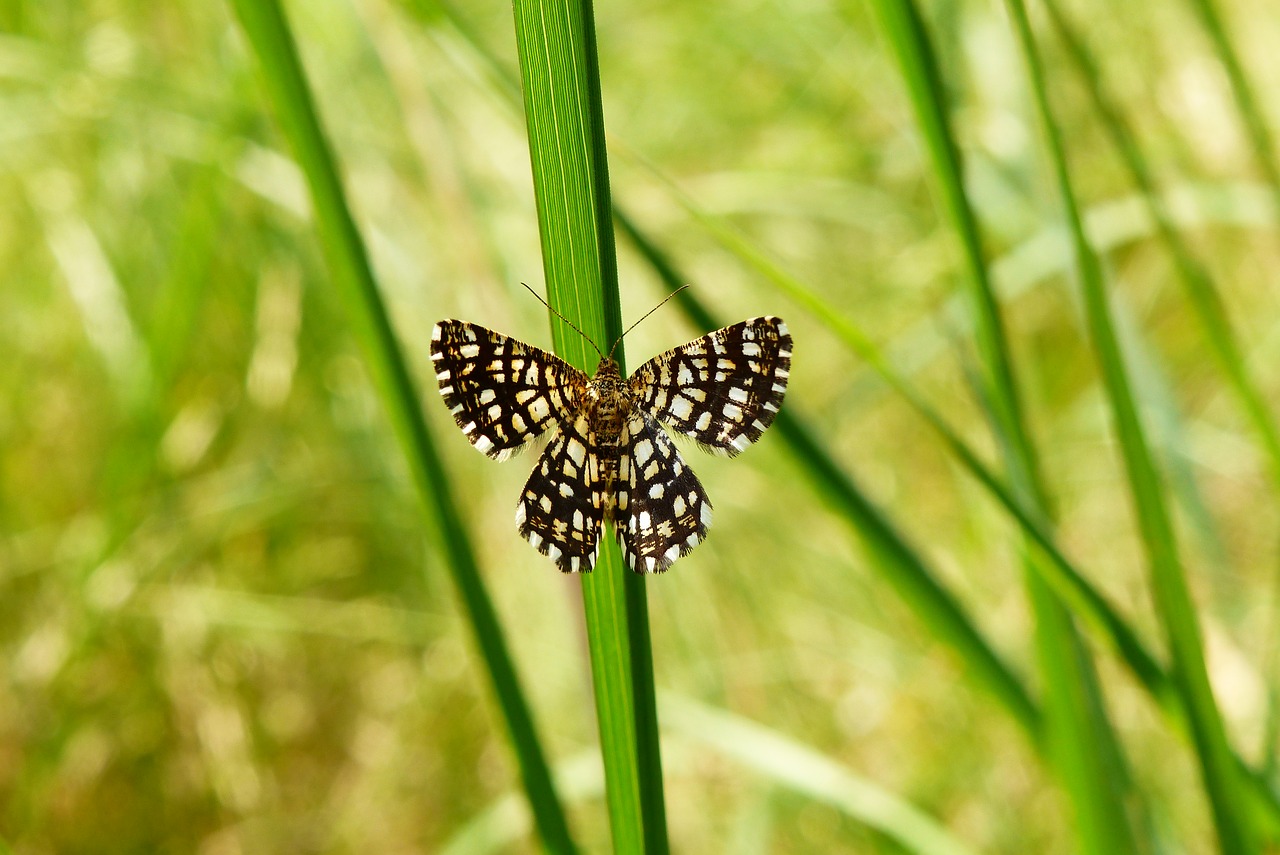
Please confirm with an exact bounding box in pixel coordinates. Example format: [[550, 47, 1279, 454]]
[[868, 1, 1142, 850], [510, 1, 667, 852], [225, 3, 578, 853], [1002, 1, 1257, 851]]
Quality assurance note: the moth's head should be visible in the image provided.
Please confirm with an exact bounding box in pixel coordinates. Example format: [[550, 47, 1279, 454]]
[[592, 356, 622, 381]]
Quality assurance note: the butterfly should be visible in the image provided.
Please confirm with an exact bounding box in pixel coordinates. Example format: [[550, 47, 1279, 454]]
[[430, 299, 791, 573]]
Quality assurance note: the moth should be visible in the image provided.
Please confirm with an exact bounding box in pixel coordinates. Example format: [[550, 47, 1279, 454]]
[[430, 292, 791, 573]]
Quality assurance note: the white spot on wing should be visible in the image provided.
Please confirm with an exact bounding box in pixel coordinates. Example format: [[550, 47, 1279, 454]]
[[669, 396, 694, 422], [633, 439, 654, 466]]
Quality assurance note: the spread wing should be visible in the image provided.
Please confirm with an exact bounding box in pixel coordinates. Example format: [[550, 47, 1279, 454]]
[[628, 317, 791, 455], [430, 320, 585, 460]]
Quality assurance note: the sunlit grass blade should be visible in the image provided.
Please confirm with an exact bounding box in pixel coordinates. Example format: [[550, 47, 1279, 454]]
[[1042, 2, 1280, 830], [1182, 0, 1280, 219], [661, 694, 984, 855], [621, 190, 1280, 828], [510, 1, 667, 851], [1002, 0, 1258, 850], [446, 693, 986, 855], [623, 167, 1280, 831], [614, 211, 1041, 742], [225, 2, 578, 852], [1042, 0, 1280, 494], [869, 1, 1143, 849]]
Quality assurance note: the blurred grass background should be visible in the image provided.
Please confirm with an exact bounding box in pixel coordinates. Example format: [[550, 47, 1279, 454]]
[[3, 0, 1280, 852]]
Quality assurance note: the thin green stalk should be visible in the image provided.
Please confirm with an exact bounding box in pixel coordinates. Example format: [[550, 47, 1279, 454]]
[[1044, 14, 1280, 829], [626, 162, 1280, 831], [1003, 0, 1257, 851], [869, 1, 1142, 849], [621, 186, 1167, 708], [1182, 0, 1280, 220], [510, 1, 667, 852], [1042, 0, 1280, 495], [226, 2, 578, 852], [662, 695, 984, 855], [615, 212, 1042, 742]]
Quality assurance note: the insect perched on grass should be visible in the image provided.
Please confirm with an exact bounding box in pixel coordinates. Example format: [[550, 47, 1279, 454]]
[[430, 287, 791, 573]]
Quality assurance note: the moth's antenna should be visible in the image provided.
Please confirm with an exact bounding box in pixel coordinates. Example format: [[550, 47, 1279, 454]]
[[521, 283, 603, 358], [606, 284, 691, 360]]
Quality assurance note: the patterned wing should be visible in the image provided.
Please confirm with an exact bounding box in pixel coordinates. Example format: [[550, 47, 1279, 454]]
[[613, 411, 712, 574], [629, 317, 791, 455], [431, 320, 586, 460], [515, 412, 604, 573]]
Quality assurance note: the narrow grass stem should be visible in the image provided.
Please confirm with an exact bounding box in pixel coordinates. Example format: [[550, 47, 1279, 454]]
[[226, 2, 578, 851], [1003, 0, 1258, 850]]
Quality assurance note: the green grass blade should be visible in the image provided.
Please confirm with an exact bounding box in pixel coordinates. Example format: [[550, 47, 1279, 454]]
[[446, 693, 988, 855], [869, 1, 1143, 849], [510, 1, 667, 852], [661, 694, 985, 855], [1041, 3, 1280, 832], [621, 197, 1157, 714], [225, 3, 579, 852], [1183, 0, 1280, 219], [1042, 0, 1280, 495], [625, 172, 1280, 832], [615, 211, 1041, 741], [1002, 1, 1258, 850]]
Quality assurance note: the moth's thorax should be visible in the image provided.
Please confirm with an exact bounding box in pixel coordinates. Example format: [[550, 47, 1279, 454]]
[[584, 357, 632, 444]]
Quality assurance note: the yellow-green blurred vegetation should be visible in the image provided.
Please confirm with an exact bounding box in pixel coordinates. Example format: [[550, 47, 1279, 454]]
[[4, 0, 1280, 852]]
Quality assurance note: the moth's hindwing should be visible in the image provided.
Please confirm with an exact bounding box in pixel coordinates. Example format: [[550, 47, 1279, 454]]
[[613, 411, 711, 574], [515, 412, 603, 573]]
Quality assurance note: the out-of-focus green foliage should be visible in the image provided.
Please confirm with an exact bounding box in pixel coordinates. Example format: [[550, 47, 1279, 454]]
[[3, 0, 1280, 852]]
